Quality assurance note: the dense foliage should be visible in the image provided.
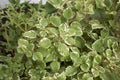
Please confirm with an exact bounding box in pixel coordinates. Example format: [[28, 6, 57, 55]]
[[0, 0, 120, 80]]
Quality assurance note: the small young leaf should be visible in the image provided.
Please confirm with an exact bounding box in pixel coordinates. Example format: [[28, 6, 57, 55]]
[[63, 8, 74, 19], [107, 39, 113, 48], [94, 55, 102, 64], [50, 16, 61, 27], [65, 66, 77, 76], [68, 22, 83, 36], [40, 18, 48, 28], [39, 38, 51, 48], [58, 43, 69, 57], [106, 49, 113, 57], [50, 61, 60, 72], [56, 72, 66, 80], [23, 30, 37, 39], [80, 63, 90, 72], [90, 20, 104, 29], [33, 52, 43, 61], [82, 73, 93, 80], [92, 39, 105, 52], [45, 54, 55, 62], [91, 68, 99, 77], [70, 52, 79, 62], [18, 39, 29, 47]]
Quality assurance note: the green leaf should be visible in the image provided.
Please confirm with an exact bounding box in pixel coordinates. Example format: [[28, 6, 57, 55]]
[[112, 41, 118, 49], [80, 63, 90, 72], [39, 38, 51, 48], [106, 49, 113, 57], [70, 47, 79, 61], [27, 43, 34, 51], [90, 20, 104, 29], [40, 18, 48, 28], [95, 0, 106, 8], [75, 37, 85, 48], [50, 16, 61, 27], [88, 33, 98, 40], [82, 73, 93, 80], [58, 43, 69, 57], [26, 52, 32, 58], [92, 39, 105, 52], [17, 46, 27, 53], [64, 37, 75, 45], [33, 52, 43, 61], [42, 77, 54, 80], [47, 27, 58, 36], [63, 8, 74, 19], [94, 55, 102, 64], [77, 72, 84, 80], [68, 22, 83, 36], [91, 68, 99, 77], [50, 61, 60, 72], [75, 1, 82, 10], [18, 39, 29, 47], [56, 72, 66, 80], [45, 54, 55, 62], [49, 0, 62, 8], [100, 29, 109, 38], [23, 30, 37, 39], [37, 47, 50, 57], [65, 66, 77, 76], [70, 52, 79, 61], [107, 39, 113, 48], [39, 31, 47, 37]]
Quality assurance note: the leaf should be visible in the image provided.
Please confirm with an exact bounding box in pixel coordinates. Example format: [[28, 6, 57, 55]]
[[47, 27, 58, 36], [70, 47, 79, 61], [112, 41, 118, 49], [91, 68, 100, 77], [68, 22, 83, 36], [94, 55, 102, 64], [82, 73, 93, 80], [100, 29, 109, 38], [39, 38, 51, 48], [33, 52, 43, 61], [95, 0, 106, 8], [106, 49, 113, 57], [107, 39, 113, 48], [63, 8, 74, 19], [17, 46, 27, 53], [50, 61, 60, 72], [18, 39, 29, 47], [58, 43, 69, 57], [65, 66, 77, 76], [40, 18, 48, 28], [49, 0, 62, 8], [17, 39, 29, 53], [64, 37, 75, 45], [27, 43, 34, 51], [39, 31, 47, 37], [92, 39, 105, 52], [90, 20, 104, 29], [80, 63, 90, 72], [42, 77, 53, 80], [75, 1, 82, 10], [56, 72, 66, 80], [23, 30, 37, 39], [75, 37, 85, 48], [70, 52, 79, 62], [50, 16, 61, 27], [45, 54, 55, 62]]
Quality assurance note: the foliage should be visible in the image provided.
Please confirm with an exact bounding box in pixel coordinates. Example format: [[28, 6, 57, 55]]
[[0, 0, 120, 80]]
